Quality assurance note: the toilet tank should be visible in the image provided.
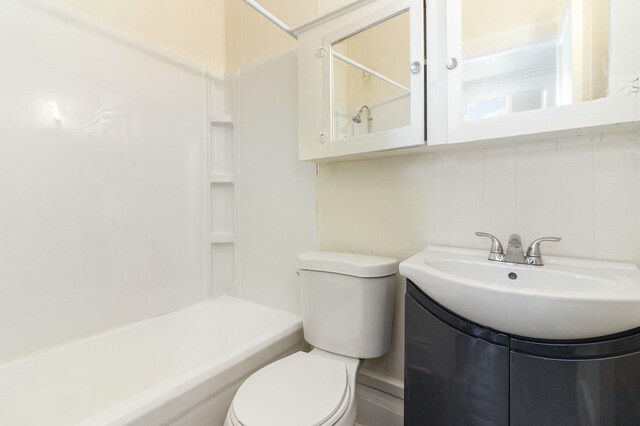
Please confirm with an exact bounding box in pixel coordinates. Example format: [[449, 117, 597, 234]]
[[298, 252, 398, 359]]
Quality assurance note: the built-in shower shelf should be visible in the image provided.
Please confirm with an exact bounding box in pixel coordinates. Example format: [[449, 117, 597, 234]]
[[210, 232, 235, 244], [210, 114, 234, 125], [208, 84, 236, 296], [209, 174, 235, 183]]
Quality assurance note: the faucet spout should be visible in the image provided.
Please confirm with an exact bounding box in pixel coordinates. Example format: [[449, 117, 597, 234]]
[[504, 234, 527, 264], [475, 232, 561, 266]]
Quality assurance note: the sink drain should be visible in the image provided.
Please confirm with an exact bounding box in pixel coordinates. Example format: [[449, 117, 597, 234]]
[[508, 272, 518, 280]]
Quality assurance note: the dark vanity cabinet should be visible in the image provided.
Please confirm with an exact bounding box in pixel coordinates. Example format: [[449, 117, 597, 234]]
[[405, 288, 510, 425], [405, 280, 640, 426]]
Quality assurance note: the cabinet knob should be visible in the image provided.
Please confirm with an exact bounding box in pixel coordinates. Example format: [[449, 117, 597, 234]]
[[446, 57, 458, 70], [410, 61, 422, 74]]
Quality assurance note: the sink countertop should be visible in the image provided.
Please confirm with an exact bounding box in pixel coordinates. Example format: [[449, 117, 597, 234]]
[[400, 246, 640, 340]]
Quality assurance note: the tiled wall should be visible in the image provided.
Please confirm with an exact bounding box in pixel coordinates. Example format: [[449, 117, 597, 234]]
[[224, 0, 358, 70], [318, 129, 640, 380]]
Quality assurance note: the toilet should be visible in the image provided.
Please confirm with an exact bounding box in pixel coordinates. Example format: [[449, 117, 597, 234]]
[[224, 252, 398, 426]]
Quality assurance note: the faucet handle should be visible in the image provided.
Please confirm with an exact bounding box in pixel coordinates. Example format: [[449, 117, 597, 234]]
[[526, 237, 562, 265], [475, 232, 505, 260]]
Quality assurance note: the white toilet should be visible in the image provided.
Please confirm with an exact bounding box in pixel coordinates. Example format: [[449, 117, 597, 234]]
[[224, 252, 398, 426]]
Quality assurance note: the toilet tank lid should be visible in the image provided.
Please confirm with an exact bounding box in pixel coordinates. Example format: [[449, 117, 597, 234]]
[[298, 252, 398, 278]]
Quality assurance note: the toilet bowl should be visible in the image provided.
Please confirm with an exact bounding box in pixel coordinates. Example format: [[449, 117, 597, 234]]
[[225, 349, 361, 426], [223, 252, 397, 426]]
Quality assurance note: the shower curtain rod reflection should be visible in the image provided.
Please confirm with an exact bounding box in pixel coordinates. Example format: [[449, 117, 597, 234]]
[[241, 0, 298, 40]]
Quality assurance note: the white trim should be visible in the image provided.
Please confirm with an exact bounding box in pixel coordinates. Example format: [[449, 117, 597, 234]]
[[205, 76, 213, 298], [298, 0, 424, 161], [357, 368, 404, 399], [355, 383, 404, 426], [445, 0, 639, 144]]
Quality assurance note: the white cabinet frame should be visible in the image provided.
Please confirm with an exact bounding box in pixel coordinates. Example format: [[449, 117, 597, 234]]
[[298, 0, 639, 161], [443, 0, 639, 144], [298, 0, 424, 161]]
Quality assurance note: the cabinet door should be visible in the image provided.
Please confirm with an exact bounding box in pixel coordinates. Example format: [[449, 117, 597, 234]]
[[298, 0, 425, 161], [405, 294, 509, 426], [511, 350, 640, 426], [444, 0, 639, 144]]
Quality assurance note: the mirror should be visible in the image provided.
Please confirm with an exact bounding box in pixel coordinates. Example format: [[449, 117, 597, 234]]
[[331, 11, 411, 140], [460, 0, 609, 121]]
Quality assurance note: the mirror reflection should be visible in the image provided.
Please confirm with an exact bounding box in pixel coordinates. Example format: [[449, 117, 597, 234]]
[[332, 11, 410, 140], [461, 0, 609, 121]]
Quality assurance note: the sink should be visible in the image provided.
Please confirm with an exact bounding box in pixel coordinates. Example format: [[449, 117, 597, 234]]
[[400, 246, 640, 340]]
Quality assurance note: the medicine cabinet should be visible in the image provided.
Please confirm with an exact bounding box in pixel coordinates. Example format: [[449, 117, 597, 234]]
[[298, 0, 639, 161], [298, 0, 426, 161], [443, 0, 640, 144]]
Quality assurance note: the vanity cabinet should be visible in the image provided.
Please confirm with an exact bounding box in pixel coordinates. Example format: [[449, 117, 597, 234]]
[[510, 349, 640, 425], [405, 293, 509, 425], [405, 280, 640, 426]]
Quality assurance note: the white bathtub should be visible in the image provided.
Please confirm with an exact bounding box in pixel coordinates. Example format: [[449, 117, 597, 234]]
[[0, 297, 303, 426]]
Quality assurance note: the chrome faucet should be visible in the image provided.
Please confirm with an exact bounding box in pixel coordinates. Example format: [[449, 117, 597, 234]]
[[475, 232, 561, 266]]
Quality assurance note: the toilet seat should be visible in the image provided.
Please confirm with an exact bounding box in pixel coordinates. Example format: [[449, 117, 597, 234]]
[[231, 352, 350, 426]]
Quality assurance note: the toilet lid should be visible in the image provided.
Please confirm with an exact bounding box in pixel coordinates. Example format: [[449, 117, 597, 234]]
[[232, 352, 349, 426]]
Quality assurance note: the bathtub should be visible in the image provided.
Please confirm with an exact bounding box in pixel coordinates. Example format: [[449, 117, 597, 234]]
[[0, 297, 303, 426]]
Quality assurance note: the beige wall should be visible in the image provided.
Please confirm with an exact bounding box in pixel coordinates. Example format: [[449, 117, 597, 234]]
[[318, 130, 640, 380], [61, 0, 225, 72], [337, 11, 410, 111], [462, 0, 564, 57], [59, 0, 360, 73], [224, 0, 359, 70], [332, 11, 410, 138], [462, 0, 609, 102], [569, 0, 610, 102]]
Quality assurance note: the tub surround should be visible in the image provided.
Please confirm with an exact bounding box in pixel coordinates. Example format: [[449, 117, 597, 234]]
[[0, 0, 212, 363], [235, 50, 318, 314]]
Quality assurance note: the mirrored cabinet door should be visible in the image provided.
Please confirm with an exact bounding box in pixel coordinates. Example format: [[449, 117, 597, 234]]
[[331, 11, 411, 141], [445, 0, 639, 144], [298, 0, 424, 161]]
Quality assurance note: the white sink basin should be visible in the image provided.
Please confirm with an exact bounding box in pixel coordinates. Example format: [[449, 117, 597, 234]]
[[400, 246, 640, 340]]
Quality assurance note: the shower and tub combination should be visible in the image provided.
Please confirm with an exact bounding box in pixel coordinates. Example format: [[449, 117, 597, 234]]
[[0, 0, 316, 424]]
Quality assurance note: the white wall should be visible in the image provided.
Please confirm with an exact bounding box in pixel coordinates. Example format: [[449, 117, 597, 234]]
[[318, 130, 640, 380], [0, 0, 212, 361], [235, 50, 318, 313]]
